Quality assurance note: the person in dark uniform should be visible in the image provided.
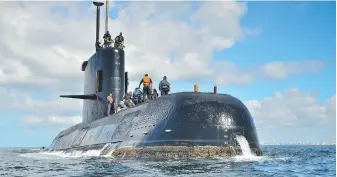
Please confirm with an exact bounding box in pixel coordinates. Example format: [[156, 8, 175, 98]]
[[138, 74, 152, 101], [95, 40, 102, 50], [114, 32, 124, 48], [103, 31, 113, 47], [132, 87, 143, 105], [159, 76, 170, 96]]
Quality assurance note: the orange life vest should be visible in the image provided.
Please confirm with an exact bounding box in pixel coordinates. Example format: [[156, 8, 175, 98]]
[[142, 76, 151, 86]]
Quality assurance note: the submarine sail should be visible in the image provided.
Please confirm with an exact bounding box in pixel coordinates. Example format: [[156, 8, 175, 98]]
[[50, 1, 262, 158]]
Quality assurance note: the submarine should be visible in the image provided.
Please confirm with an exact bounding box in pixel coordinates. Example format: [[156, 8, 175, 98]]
[[48, 1, 262, 158]]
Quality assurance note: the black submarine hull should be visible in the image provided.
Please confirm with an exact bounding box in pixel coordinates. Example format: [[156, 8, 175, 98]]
[[49, 1, 262, 158], [49, 92, 262, 156]]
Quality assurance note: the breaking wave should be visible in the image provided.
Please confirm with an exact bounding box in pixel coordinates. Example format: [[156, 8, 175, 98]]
[[19, 143, 115, 159]]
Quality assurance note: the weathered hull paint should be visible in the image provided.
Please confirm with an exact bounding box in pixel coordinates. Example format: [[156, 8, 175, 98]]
[[49, 92, 262, 156], [50, 2, 263, 158]]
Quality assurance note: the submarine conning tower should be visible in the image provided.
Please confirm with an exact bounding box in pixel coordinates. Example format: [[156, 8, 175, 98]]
[[51, 1, 263, 157], [80, 47, 126, 123], [60, 1, 127, 123]]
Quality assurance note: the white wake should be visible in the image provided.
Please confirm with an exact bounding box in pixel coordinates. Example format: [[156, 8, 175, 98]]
[[19, 143, 115, 159], [233, 135, 263, 161]]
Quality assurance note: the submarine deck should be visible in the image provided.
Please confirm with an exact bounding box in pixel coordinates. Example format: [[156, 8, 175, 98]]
[[49, 92, 261, 156]]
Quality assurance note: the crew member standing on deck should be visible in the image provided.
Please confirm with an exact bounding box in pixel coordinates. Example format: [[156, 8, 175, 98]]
[[138, 74, 152, 102], [132, 87, 143, 105], [159, 76, 170, 96], [107, 93, 114, 115], [114, 32, 124, 48], [103, 31, 113, 47]]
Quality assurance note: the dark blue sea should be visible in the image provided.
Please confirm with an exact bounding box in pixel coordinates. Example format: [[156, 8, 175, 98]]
[[0, 145, 335, 177]]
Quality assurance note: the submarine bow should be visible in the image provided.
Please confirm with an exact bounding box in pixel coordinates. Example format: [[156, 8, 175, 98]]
[[50, 92, 262, 156], [50, 0, 262, 157]]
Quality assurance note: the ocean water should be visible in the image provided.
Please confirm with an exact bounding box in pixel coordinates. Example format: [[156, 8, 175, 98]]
[[0, 145, 335, 177]]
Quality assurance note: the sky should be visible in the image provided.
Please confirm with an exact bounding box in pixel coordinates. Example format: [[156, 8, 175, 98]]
[[0, 1, 335, 147]]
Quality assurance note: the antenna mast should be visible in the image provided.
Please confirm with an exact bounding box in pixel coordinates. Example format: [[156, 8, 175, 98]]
[[93, 1, 104, 43], [105, 0, 109, 33]]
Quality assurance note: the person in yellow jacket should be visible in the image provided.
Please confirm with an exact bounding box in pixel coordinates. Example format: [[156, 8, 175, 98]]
[[138, 74, 152, 101]]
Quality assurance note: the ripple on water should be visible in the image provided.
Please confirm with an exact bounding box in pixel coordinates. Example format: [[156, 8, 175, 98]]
[[0, 146, 335, 177]]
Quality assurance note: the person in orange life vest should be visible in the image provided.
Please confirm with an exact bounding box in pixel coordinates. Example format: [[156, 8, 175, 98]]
[[138, 74, 152, 101]]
